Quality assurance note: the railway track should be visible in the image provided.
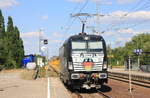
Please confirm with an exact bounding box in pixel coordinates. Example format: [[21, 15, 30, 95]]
[[69, 88, 111, 98], [97, 90, 111, 98], [109, 72, 150, 88], [73, 92, 83, 98]]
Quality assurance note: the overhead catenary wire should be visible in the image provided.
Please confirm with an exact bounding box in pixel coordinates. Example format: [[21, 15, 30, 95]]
[[62, 0, 90, 34], [108, 18, 150, 33], [106, 17, 147, 33], [61, 3, 81, 31], [127, 0, 146, 12], [101, 0, 150, 33], [120, 0, 150, 17], [132, 0, 150, 11], [78, 0, 90, 13]]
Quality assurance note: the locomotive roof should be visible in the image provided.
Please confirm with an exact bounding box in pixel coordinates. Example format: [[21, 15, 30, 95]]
[[68, 33, 104, 41], [62, 33, 105, 46]]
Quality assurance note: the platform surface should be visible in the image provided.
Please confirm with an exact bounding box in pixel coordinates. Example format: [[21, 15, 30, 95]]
[[108, 68, 150, 77], [0, 70, 71, 98], [50, 77, 71, 98]]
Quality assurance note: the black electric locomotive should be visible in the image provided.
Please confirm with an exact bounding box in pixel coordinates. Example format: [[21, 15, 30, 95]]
[[59, 33, 108, 89]]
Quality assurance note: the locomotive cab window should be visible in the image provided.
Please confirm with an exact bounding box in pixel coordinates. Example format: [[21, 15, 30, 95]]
[[72, 41, 86, 50], [88, 41, 103, 52], [71, 40, 103, 52]]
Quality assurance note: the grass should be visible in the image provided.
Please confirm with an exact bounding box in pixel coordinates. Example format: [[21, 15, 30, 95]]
[[21, 69, 35, 80], [38, 67, 59, 78], [21, 67, 59, 80], [0, 67, 59, 80], [0, 68, 24, 73]]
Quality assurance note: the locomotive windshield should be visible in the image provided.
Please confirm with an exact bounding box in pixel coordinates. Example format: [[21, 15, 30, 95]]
[[72, 41, 86, 50], [88, 41, 103, 49], [71, 41, 103, 52]]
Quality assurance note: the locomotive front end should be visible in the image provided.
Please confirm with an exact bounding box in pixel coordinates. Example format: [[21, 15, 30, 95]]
[[69, 35, 108, 89]]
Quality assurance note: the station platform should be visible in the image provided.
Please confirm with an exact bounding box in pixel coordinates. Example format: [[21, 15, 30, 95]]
[[49, 77, 71, 98], [108, 68, 150, 78]]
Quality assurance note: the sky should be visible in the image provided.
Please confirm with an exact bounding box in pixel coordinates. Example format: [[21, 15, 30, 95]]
[[0, 0, 150, 58]]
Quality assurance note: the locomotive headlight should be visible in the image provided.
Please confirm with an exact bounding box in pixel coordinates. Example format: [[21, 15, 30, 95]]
[[99, 73, 107, 79], [71, 73, 80, 79], [84, 36, 89, 40], [68, 62, 73, 70], [103, 61, 108, 69]]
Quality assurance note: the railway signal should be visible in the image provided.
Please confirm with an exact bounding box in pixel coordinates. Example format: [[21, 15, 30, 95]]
[[134, 49, 143, 55], [134, 49, 143, 70], [44, 39, 48, 45]]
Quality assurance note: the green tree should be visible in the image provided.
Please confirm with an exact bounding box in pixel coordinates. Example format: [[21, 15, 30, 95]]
[[5, 16, 24, 68], [111, 33, 150, 66], [4, 16, 15, 68], [13, 27, 24, 67], [0, 9, 6, 69], [0, 10, 24, 70], [0, 10, 5, 38]]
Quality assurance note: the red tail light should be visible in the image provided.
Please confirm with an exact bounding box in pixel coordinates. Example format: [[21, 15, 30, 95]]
[[80, 74, 85, 78]]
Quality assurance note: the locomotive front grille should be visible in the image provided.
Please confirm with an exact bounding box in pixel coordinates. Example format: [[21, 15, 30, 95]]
[[72, 53, 104, 72], [73, 62, 103, 71]]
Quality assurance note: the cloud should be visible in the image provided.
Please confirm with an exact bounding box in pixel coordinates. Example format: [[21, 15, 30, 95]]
[[0, 0, 19, 8], [21, 31, 64, 45], [67, 0, 84, 3], [67, 0, 112, 4], [90, 11, 150, 29], [66, 6, 148, 48], [41, 15, 49, 21], [103, 28, 142, 37], [142, 29, 150, 33], [92, 0, 112, 5], [110, 37, 132, 47], [117, 28, 140, 35], [21, 32, 44, 38], [103, 31, 115, 36], [117, 0, 136, 4], [52, 32, 64, 38], [117, 37, 131, 42], [50, 39, 62, 44], [48, 32, 64, 44]]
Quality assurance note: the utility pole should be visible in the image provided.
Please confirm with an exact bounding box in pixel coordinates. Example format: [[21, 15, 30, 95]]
[[93, 2, 105, 35], [39, 29, 42, 55], [39, 28, 49, 65], [39, 28, 45, 55], [138, 55, 140, 70], [96, 2, 100, 33], [128, 56, 133, 93]]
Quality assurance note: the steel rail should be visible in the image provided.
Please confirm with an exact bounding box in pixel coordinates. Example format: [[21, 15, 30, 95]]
[[109, 73, 150, 88], [97, 90, 111, 98], [74, 92, 83, 98]]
